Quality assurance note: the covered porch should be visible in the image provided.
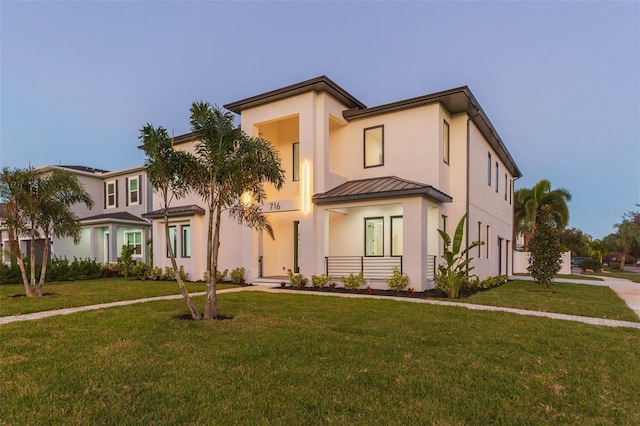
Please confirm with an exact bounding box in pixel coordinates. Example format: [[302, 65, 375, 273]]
[[313, 176, 451, 291]]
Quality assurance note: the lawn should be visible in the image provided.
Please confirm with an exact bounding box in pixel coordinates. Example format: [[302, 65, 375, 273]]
[[1, 292, 639, 424], [460, 280, 639, 322], [0, 279, 236, 317], [587, 271, 640, 284], [514, 273, 603, 281]]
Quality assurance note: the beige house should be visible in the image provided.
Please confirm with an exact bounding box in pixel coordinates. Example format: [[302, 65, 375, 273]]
[[146, 76, 521, 291]]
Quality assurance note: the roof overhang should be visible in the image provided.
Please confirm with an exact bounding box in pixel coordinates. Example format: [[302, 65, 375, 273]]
[[80, 212, 151, 227], [223, 76, 366, 114], [142, 205, 206, 219]]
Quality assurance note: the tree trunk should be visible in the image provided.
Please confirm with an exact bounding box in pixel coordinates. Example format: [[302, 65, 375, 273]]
[[620, 253, 626, 272], [163, 196, 201, 320], [205, 204, 223, 319], [38, 235, 50, 291], [204, 197, 218, 320]]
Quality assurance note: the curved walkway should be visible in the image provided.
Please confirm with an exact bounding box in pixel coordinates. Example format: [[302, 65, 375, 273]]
[[1, 279, 639, 329]]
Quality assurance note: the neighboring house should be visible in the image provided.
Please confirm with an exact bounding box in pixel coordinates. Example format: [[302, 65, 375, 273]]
[[145, 76, 522, 290], [0, 165, 152, 265]]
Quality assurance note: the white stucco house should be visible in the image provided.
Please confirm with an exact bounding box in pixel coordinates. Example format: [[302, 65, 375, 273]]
[[144, 76, 522, 291]]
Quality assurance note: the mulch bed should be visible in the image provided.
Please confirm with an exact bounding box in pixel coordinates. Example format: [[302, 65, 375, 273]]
[[271, 285, 449, 299]]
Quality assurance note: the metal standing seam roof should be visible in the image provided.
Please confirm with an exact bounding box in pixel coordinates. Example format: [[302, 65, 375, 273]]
[[312, 176, 452, 205], [142, 205, 206, 219]]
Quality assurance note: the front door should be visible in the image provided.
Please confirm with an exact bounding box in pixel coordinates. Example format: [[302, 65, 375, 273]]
[[293, 221, 300, 273]]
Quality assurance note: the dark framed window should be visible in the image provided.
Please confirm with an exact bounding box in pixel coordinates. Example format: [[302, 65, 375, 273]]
[[486, 225, 490, 259], [293, 221, 300, 273], [391, 216, 403, 256], [487, 153, 492, 186], [167, 226, 177, 258], [442, 215, 448, 252], [478, 221, 482, 257], [364, 125, 384, 168], [181, 225, 191, 258], [443, 120, 450, 164], [106, 180, 116, 208], [495, 162, 499, 192], [510, 179, 513, 205], [504, 173, 508, 201], [292, 142, 300, 182], [125, 231, 142, 256], [364, 217, 384, 256]]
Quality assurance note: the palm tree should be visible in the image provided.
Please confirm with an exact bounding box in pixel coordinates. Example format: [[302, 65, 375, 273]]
[[0, 167, 93, 296], [140, 124, 202, 320], [189, 102, 285, 319], [589, 239, 607, 264], [514, 179, 571, 249]]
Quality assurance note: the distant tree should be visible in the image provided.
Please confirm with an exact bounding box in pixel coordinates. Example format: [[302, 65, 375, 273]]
[[559, 227, 592, 257], [514, 179, 571, 249], [528, 206, 563, 291], [140, 124, 202, 320], [603, 213, 640, 272], [189, 102, 285, 319], [589, 239, 608, 264]]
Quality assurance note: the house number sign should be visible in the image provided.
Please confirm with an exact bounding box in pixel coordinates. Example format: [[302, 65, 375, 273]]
[[263, 199, 300, 213]]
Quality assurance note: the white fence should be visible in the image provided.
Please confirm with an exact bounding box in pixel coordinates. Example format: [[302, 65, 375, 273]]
[[512, 251, 571, 275]]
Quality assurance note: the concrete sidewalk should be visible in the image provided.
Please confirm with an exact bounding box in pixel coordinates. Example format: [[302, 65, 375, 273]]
[[1, 280, 639, 329]]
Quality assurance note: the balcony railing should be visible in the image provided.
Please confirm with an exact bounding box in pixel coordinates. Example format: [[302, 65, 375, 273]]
[[325, 256, 402, 281]]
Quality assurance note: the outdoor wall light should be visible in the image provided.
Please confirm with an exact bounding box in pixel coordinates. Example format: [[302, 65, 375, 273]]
[[302, 162, 310, 212]]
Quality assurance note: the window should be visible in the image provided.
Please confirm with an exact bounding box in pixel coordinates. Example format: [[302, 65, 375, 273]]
[[124, 231, 142, 256], [504, 173, 508, 201], [364, 217, 384, 256], [106, 180, 116, 208], [128, 177, 139, 205], [364, 125, 384, 168], [478, 221, 482, 257], [292, 142, 300, 182], [495, 162, 499, 192], [167, 226, 177, 258], [181, 225, 191, 258], [442, 215, 448, 252], [486, 225, 490, 259], [510, 179, 513, 205], [391, 216, 403, 256], [487, 153, 492, 186], [443, 120, 450, 164]]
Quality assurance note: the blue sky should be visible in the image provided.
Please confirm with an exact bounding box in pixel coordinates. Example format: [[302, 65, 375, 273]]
[[1, 1, 638, 239]]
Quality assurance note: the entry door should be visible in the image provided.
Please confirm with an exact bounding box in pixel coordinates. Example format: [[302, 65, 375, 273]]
[[498, 237, 504, 275], [293, 221, 300, 273]]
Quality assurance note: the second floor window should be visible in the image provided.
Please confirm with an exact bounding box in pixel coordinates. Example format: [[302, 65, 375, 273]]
[[443, 120, 450, 164], [106, 180, 116, 208], [128, 177, 139, 205], [292, 142, 300, 182], [364, 125, 384, 168], [487, 153, 492, 186]]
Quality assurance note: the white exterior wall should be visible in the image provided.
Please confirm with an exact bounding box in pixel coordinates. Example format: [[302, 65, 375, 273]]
[[513, 251, 572, 276]]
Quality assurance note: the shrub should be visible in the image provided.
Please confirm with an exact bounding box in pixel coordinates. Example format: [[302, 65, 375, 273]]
[[528, 207, 563, 290], [132, 262, 152, 278], [216, 269, 229, 282], [580, 258, 603, 273], [287, 269, 307, 288], [471, 275, 508, 290], [328, 282, 337, 291], [0, 262, 22, 285], [119, 245, 136, 278], [311, 274, 331, 288], [385, 267, 410, 292], [341, 271, 365, 290], [150, 267, 163, 279], [608, 261, 620, 271], [230, 267, 246, 284]]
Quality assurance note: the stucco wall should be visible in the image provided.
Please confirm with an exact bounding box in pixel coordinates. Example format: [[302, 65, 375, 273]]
[[512, 251, 572, 276]]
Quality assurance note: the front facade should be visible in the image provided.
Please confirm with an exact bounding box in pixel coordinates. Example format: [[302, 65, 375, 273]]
[[2, 77, 520, 291], [148, 76, 521, 290]]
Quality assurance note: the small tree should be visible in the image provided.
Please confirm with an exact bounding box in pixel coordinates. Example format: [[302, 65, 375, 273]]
[[120, 245, 135, 278], [435, 214, 483, 298], [527, 206, 562, 290]]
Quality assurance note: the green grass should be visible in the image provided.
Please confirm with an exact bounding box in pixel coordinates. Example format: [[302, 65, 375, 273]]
[[460, 280, 639, 322], [513, 273, 603, 281], [1, 292, 639, 424], [0, 279, 236, 316], [587, 271, 640, 283]]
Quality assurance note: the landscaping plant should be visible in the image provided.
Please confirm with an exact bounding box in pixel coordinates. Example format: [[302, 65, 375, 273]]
[[385, 267, 410, 292], [311, 274, 331, 288], [341, 271, 365, 290], [435, 214, 483, 298], [287, 269, 307, 288], [230, 267, 246, 284], [527, 206, 563, 291]]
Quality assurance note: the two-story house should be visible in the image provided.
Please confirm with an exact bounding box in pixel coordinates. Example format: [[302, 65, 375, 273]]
[[1, 165, 152, 265], [145, 76, 521, 291]]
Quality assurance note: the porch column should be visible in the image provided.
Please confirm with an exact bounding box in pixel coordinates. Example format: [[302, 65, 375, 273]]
[[402, 198, 431, 291], [108, 224, 118, 263]]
